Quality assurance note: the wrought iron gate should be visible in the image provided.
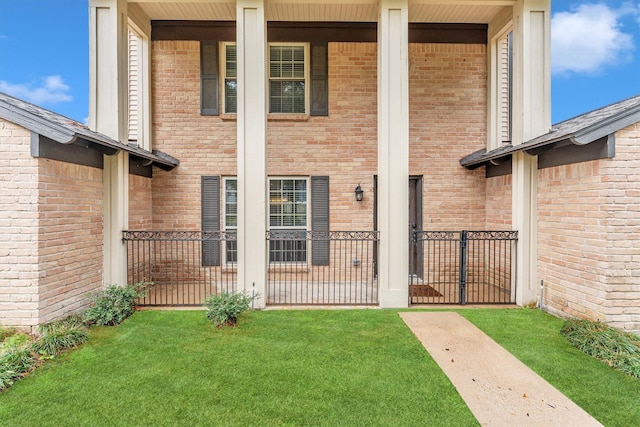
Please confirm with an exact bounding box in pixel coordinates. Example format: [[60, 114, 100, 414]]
[[409, 230, 518, 304]]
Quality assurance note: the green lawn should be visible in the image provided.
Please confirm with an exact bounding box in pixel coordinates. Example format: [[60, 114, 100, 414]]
[[0, 309, 638, 426], [459, 309, 640, 427], [0, 310, 475, 426]]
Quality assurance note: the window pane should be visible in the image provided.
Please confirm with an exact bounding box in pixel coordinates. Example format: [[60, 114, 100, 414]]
[[226, 45, 237, 78], [270, 81, 305, 114], [269, 237, 307, 262], [225, 179, 237, 227], [269, 178, 307, 229], [225, 80, 237, 114]]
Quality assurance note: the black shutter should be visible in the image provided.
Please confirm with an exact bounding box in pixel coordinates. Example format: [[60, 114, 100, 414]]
[[201, 176, 221, 266], [201, 41, 219, 115], [311, 176, 330, 265], [310, 42, 328, 116]]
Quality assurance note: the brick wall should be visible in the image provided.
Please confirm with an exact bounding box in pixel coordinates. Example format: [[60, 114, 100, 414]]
[[537, 160, 609, 323], [151, 41, 487, 233], [537, 124, 640, 333], [37, 159, 103, 325], [0, 119, 40, 329], [486, 174, 512, 229], [600, 124, 640, 332], [409, 43, 488, 230], [0, 119, 104, 330], [130, 174, 153, 230]]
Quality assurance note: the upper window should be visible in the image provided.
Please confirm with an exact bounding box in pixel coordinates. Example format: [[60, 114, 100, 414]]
[[222, 43, 237, 114], [222, 43, 309, 115], [268, 44, 307, 114]]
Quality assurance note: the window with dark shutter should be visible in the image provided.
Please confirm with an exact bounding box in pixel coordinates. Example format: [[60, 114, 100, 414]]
[[221, 42, 328, 116], [311, 176, 330, 265], [310, 42, 328, 116], [201, 41, 219, 115], [201, 176, 221, 266]]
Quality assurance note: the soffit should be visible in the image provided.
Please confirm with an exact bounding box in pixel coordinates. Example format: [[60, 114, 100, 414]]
[[129, 1, 510, 23]]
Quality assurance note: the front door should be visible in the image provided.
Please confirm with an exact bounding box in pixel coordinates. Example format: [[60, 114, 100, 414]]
[[372, 176, 423, 279], [409, 176, 423, 279]]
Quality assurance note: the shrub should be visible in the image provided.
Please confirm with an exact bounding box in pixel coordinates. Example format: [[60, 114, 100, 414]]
[[1, 332, 32, 353], [561, 319, 640, 379], [0, 344, 37, 391], [84, 282, 148, 326], [203, 291, 258, 328], [32, 317, 89, 357]]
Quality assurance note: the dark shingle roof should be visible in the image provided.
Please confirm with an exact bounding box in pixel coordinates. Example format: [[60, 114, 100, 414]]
[[461, 94, 640, 168], [0, 91, 178, 170]]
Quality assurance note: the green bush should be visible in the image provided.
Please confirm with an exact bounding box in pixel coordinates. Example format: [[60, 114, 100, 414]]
[[561, 319, 640, 379], [32, 317, 89, 357], [1, 332, 32, 353], [203, 291, 257, 328], [84, 282, 148, 326], [0, 345, 37, 391]]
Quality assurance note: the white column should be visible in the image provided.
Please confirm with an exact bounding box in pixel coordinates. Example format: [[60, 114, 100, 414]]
[[236, 0, 267, 307], [378, 0, 409, 308], [89, 0, 129, 287], [511, 0, 551, 305]]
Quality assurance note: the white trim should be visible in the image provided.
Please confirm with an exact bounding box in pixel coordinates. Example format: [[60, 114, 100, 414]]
[[267, 43, 310, 115], [222, 176, 238, 265], [267, 176, 310, 231], [220, 42, 237, 115]]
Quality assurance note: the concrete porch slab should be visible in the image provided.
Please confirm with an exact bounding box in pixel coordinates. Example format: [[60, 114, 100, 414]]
[[400, 311, 603, 427]]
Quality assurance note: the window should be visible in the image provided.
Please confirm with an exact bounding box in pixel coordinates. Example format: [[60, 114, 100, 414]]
[[202, 41, 327, 117], [221, 43, 309, 115], [202, 175, 329, 266], [268, 44, 307, 114], [269, 178, 308, 262], [223, 178, 238, 262], [222, 43, 237, 114]]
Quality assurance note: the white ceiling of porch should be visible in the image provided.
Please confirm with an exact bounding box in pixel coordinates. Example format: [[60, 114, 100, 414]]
[[129, 1, 511, 23]]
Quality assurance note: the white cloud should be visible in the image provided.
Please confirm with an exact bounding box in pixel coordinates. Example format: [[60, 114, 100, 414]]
[[551, 3, 636, 75], [0, 75, 73, 105]]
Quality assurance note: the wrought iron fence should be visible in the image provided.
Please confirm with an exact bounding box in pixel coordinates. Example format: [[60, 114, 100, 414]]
[[266, 230, 379, 305], [410, 230, 517, 304], [123, 231, 237, 306], [123, 230, 379, 306]]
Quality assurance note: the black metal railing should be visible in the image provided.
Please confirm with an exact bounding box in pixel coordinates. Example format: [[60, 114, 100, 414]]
[[123, 231, 237, 306], [123, 230, 379, 306], [266, 231, 379, 305], [410, 230, 517, 304]]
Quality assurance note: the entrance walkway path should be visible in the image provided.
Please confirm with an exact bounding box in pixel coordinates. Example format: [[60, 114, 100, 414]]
[[400, 311, 603, 427]]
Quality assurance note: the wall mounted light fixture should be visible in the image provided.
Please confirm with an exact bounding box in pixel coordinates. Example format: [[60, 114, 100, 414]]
[[354, 184, 364, 202]]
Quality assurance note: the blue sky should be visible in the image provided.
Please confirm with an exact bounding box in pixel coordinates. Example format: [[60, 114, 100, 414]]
[[0, 1, 639, 125]]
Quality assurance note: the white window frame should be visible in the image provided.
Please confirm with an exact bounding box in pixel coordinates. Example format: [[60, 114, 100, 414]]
[[222, 177, 238, 264], [221, 43, 310, 115], [220, 42, 237, 115], [268, 176, 309, 263], [268, 43, 309, 114]]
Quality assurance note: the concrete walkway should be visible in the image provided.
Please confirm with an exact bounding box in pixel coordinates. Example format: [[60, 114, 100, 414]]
[[400, 311, 603, 427]]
